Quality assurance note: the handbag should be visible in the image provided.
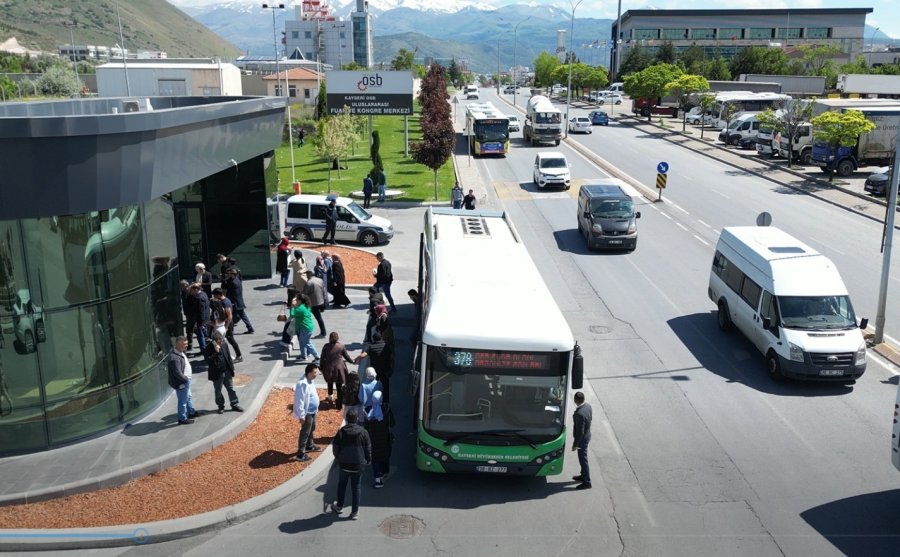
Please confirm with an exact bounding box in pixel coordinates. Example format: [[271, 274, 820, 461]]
[[277, 305, 287, 322]]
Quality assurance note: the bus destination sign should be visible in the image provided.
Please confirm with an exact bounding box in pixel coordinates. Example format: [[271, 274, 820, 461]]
[[447, 350, 550, 370]]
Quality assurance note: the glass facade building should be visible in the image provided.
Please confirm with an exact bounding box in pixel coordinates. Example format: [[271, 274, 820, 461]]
[[0, 95, 284, 454]]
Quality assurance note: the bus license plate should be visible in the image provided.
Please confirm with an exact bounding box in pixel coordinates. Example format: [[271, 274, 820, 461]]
[[820, 369, 843, 376], [475, 466, 507, 473]]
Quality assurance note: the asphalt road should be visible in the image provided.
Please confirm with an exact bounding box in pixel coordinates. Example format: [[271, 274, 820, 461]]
[[41, 90, 900, 557]]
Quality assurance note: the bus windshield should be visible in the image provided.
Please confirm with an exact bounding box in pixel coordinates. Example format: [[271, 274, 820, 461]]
[[473, 121, 508, 141], [424, 347, 567, 442], [777, 295, 857, 330]]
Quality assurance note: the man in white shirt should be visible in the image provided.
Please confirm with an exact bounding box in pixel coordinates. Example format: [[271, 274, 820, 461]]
[[167, 336, 200, 424], [293, 363, 322, 462]]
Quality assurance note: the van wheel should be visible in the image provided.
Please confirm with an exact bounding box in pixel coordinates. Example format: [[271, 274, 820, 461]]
[[717, 300, 734, 332], [359, 231, 378, 246], [766, 350, 784, 380], [291, 228, 311, 242], [836, 160, 854, 177]]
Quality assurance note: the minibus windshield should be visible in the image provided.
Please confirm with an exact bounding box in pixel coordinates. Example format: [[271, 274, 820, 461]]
[[777, 295, 857, 330]]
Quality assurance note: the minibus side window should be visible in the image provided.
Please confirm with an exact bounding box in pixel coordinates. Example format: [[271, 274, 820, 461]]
[[310, 205, 327, 221], [740, 277, 761, 308]]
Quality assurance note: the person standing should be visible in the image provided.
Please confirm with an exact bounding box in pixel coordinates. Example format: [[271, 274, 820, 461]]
[[373, 252, 396, 313], [365, 330, 394, 404], [571, 391, 592, 490], [303, 270, 327, 337], [463, 189, 476, 210], [359, 367, 383, 424], [189, 283, 210, 351], [365, 390, 393, 488], [276, 237, 291, 287], [330, 253, 351, 308], [297, 127, 305, 146], [167, 336, 200, 425], [212, 288, 243, 362], [376, 168, 387, 202], [329, 409, 371, 520], [216, 254, 232, 286], [287, 249, 308, 306], [224, 268, 254, 334], [362, 174, 374, 209], [322, 199, 338, 245], [203, 331, 244, 414], [451, 182, 464, 209], [320, 331, 357, 408], [364, 287, 385, 343], [181, 280, 199, 351], [293, 362, 322, 462], [321, 250, 334, 305], [290, 294, 320, 364], [195, 263, 213, 297]]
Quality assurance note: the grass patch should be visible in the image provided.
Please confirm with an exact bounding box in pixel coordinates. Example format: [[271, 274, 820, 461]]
[[275, 107, 455, 202]]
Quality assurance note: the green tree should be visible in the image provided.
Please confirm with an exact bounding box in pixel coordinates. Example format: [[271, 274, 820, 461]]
[[756, 99, 816, 166], [698, 93, 716, 140], [703, 56, 732, 80], [370, 129, 384, 181], [618, 45, 654, 76], [678, 44, 707, 74], [839, 56, 869, 76], [343, 61, 363, 71], [411, 64, 455, 200], [665, 74, 710, 132], [623, 63, 683, 121], [35, 66, 81, 97], [797, 44, 843, 75], [312, 106, 356, 187], [810, 109, 876, 182], [533, 51, 560, 87], [655, 41, 676, 64], [315, 80, 327, 120], [729, 47, 789, 77], [0, 76, 16, 101], [447, 58, 462, 87], [391, 48, 416, 71]]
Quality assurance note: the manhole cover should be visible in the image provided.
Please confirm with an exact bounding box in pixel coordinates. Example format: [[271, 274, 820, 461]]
[[378, 514, 425, 539], [589, 325, 612, 335], [232, 374, 253, 387]]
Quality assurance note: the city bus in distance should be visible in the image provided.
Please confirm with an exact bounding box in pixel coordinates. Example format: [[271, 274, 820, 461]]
[[706, 91, 791, 129], [465, 102, 510, 156], [412, 207, 583, 476]]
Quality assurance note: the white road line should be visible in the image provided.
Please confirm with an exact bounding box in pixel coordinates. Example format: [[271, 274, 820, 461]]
[[670, 202, 689, 215], [693, 234, 710, 246], [697, 219, 712, 229], [712, 189, 730, 199], [676, 222, 689, 232], [661, 212, 672, 220], [869, 352, 900, 376]]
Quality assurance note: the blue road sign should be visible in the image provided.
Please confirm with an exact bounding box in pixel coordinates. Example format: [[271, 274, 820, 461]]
[[657, 161, 669, 174]]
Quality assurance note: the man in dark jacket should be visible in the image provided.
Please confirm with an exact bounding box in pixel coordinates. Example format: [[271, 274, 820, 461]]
[[168, 336, 199, 424], [224, 268, 254, 334], [189, 283, 210, 351], [203, 332, 244, 414], [571, 391, 593, 490], [330, 409, 371, 520], [322, 199, 338, 245], [373, 252, 396, 313], [365, 331, 394, 403]]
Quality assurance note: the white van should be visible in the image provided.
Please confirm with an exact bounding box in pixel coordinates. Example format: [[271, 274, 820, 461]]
[[464, 85, 479, 100], [718, 113, 760, 146], [606, 82, 624, 94], [708, 226, 867, 381], [532, 151, 571, 189], [285, 194, 393, 246]]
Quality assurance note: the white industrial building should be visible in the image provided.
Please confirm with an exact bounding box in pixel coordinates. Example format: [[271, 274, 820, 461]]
[[96, 59, 242, 98], [283, 0, 373, 69]]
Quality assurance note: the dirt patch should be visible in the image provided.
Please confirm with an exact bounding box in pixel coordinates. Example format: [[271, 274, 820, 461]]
[[0, 388, 341, 528], [290, 242, 379, 286]]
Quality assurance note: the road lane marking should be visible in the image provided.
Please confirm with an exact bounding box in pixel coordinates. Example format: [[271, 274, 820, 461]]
[[661, 212, 672, 220], [693, 234, 709, 246], [698, 219, 712, 228], [676, 223, 688, 232], [712, 189, 730, 199], [869, 353, 900, 376]]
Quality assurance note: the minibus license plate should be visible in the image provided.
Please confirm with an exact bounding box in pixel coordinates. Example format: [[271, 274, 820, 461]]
[[819, 369, 843, 376], [475, 466, 507, 473]]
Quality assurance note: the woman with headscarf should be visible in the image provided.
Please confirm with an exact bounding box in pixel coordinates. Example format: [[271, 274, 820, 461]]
[[330, 253, 352, 308], [365, 390, 393, 489], [320, 331, 358, 408], [357, 367, 382, 425], [275, 238, 291, 287], [288, 249, 308, 305], [314, 255, 328, 283]]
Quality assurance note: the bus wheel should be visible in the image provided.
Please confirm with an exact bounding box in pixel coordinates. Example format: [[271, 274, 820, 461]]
[[717, 300, 734, 332], [766, 350, 784, 380]]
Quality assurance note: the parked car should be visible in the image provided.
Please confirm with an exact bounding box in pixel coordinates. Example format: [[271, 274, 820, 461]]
[[568, 116, 592, 134], [589, 110, 609, 126], [503, 85, 517, 94], [507, 115, 521, 132], [685, 106, 705, 125], [12, 289, 45, 354], [596, 91, 623, 105], [864, 166, 892, 196]]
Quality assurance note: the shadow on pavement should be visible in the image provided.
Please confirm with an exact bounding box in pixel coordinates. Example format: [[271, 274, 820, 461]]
[[249, 449, 296, 469], [800, 489, 900, 557], [121, 415, 181, 436], [552, 229, 636, 257]]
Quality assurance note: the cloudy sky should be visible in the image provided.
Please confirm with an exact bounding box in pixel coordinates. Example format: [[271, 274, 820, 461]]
[[168, 0, 899, 40]]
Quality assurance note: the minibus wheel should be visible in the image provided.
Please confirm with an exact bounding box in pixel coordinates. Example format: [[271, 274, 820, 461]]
[[766, 350, 783, 380], [717, 300, 733, 332]]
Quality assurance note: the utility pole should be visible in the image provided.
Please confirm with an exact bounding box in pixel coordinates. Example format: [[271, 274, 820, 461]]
[[873, 128, 900, 344]]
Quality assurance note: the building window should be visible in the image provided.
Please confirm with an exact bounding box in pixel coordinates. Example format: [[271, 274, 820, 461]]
[[749, 28, 775, 39], [718, 28, 743, 40], [274, 84, 282, 96], [806, 28, 831, 39], [776, 28, 802, 39], [304, 31, 312, 39], [289, 85, 297, 98], [691, 28, 716, 40], [306, 52, 314, 60], [340, 31, 346, 39], [292, 31, 299, 39], [661, 29, 688, 40], [633, 29, 659, 40], [304, 88, 311, 99], [158, 79, 187, 96]]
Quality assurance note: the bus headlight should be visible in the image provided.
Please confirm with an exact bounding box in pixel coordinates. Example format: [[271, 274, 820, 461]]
[[531, 448, 564, 465], [855, 343, 867, 366], [789, 342, 804, 362]]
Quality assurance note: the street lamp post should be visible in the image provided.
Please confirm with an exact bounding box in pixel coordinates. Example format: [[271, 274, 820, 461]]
[[115, 2, 130, 96], [263, 3, 296, 185], [564, 0, 585, 138], [63, 22, 79, 91], [869, 27, 880, 51], [497, 38, 501, 95], [513, 17, 530, 109]]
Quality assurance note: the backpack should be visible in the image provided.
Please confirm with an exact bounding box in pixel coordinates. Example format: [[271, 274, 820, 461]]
[[343, 371, 361, 406]]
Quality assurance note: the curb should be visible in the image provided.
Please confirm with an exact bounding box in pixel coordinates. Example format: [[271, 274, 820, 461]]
[[0, 444, 334, 551], [0, 360, 285, 507]]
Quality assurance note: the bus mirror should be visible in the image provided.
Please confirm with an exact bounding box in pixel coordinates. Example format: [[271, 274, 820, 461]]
[[572, 343, 584, 389], [859, 318, 869, 330]]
